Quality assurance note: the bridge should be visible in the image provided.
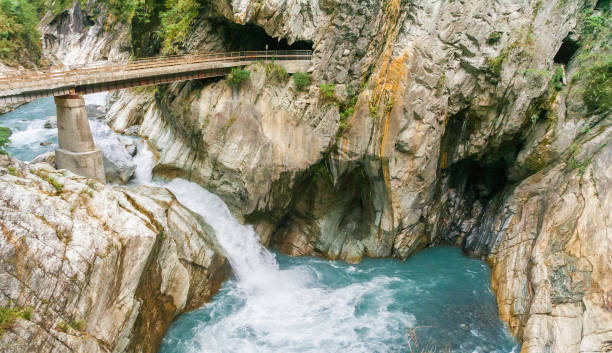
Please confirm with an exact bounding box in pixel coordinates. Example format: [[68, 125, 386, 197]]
[[0, 50, 311, 183]]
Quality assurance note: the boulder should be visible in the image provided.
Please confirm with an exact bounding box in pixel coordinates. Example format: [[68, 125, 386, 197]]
[[43, 117, 57, 129], [0, 158, 230, 353], [120, 136, 137, 157], [123, 125, 141, 136], [30, 151, 56, 165], [89, 120, 136, 184]]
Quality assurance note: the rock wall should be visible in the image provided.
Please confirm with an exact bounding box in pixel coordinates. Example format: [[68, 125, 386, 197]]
[[101, 0, 612, 351], [19, 0, 612, 353], [489, 127, 612, 352], [0, 156, 230, 353], [40, 0, 130, 66]]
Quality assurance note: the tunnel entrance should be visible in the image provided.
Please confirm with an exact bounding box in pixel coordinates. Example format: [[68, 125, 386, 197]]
[[211, 20, 314, 52], [554, 36, 580, 65]]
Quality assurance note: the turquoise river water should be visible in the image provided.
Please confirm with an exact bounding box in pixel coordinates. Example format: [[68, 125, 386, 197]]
[[1, 98, 519, 353], [159, 248, 517, 353]]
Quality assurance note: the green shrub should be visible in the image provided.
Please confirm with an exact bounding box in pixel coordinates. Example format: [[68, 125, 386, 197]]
[[227, 67, 251, 87], [292, 71, 311, 91], [336, 85, 362, 137], [265, 62, 289, 82], [0, 126, 11, 155], [487, 31, 503, 44], [69, 320, 84, 331], [319, 84, 335, 100], [0, 306, 31, 334], [581, 57, 612, 113], [0, 0, 42, 66], [158, 0, 200, 54], [385, 97, 394, 113], [573, 8, 611, 114], [369, 98, 379, 121], [582, 11, 608, 37], [552, 66, 564, 91], [56, 320, 69, 332]]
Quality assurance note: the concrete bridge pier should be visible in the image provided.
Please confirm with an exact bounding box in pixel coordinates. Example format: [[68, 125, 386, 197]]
[[54, 95, 106, 183]]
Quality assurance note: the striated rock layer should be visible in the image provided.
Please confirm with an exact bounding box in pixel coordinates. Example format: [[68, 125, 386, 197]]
[[0, 0, 606, 351], [0, 156, 230, 353], [99, 0, 611, 351]]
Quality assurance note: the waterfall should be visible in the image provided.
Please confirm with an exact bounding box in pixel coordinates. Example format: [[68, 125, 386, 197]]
[[130, 144, 418, 353], [131, 143, 293, 290], [165, 179, 282, 290], [1, 98, 520, 353], [131, 140, 155, 185]]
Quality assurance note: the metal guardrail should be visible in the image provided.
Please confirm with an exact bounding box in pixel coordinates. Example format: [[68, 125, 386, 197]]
[[0, 50, 312, 94]]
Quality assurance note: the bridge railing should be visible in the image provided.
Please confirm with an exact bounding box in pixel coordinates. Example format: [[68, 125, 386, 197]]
[[0, 50, 312, 92]]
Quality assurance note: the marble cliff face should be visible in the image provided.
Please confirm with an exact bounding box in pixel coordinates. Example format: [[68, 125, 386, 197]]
[[0, 156, 230, 353], [0, 0, 610, 352]]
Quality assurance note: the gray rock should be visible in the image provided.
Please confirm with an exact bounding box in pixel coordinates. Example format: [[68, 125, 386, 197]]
[[120, 136, 137, 157], [89, 120, 136, 184], [86, 105, 107, 119], [30, 151, 56, 166], [0, 158, 229, 353], [43, 117, 57, 129], [123, 124, 141, 136]]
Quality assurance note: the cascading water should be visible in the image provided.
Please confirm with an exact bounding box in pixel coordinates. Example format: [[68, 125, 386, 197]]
[[1, 98, 58, 161], [130, 145, 518, 353], [1, 98, 519, 353]]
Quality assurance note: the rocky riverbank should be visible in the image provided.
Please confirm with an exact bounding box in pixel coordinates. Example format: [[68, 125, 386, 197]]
[[0, 0, 610, 351], [0, 156, 230, 353], [102, 0, 611, 351]]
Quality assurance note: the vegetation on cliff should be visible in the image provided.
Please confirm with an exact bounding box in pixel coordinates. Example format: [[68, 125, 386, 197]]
[[131, 0, 201, 55], [0, 0, 43, 67], [227, 67, 251, 87], [158, 0, 199, 53], [574, 6, 611, 114], [0, 126, 10, 154], [0, 305, 31, 335], [292, 71, 311, 91]]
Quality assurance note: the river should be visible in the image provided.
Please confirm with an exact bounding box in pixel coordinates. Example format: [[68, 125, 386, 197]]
[[1, 98, 519, 353]]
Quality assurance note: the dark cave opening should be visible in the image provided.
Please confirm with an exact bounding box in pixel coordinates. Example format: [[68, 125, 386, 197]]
[[268, 160, 377, 257], [438, 149, 520, 255], [439, 108, 526, 205], [554, 36, 580, 65], [212, 20, 314, 52], [595, 0, 610, 10], [448, 158, 509, 203], [435, 109, 527, 252]]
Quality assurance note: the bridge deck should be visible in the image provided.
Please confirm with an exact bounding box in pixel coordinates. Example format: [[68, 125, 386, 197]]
[[0, 50, 311, 104]]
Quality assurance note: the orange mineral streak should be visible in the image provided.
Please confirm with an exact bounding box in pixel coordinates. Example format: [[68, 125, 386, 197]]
[[378, 52, 409, 159], [338, 0, 403, 157]]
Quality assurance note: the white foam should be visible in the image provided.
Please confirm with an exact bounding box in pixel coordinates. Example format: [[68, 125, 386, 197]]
[[124, 142, 417, 352], [132, 140, 155, 185], [9, 120, 56, 147], [160, 178, 415, 353], [84, 92, 109, 108]]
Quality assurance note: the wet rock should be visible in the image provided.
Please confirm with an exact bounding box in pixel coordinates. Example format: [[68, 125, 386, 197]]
[[43, 117, 57, 129], [39, 141, 53, 146], [123, 125, 141, 136], [89, 120, 136, 184], [30, 151, 56, 165], [121, 137, 137, 157]]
